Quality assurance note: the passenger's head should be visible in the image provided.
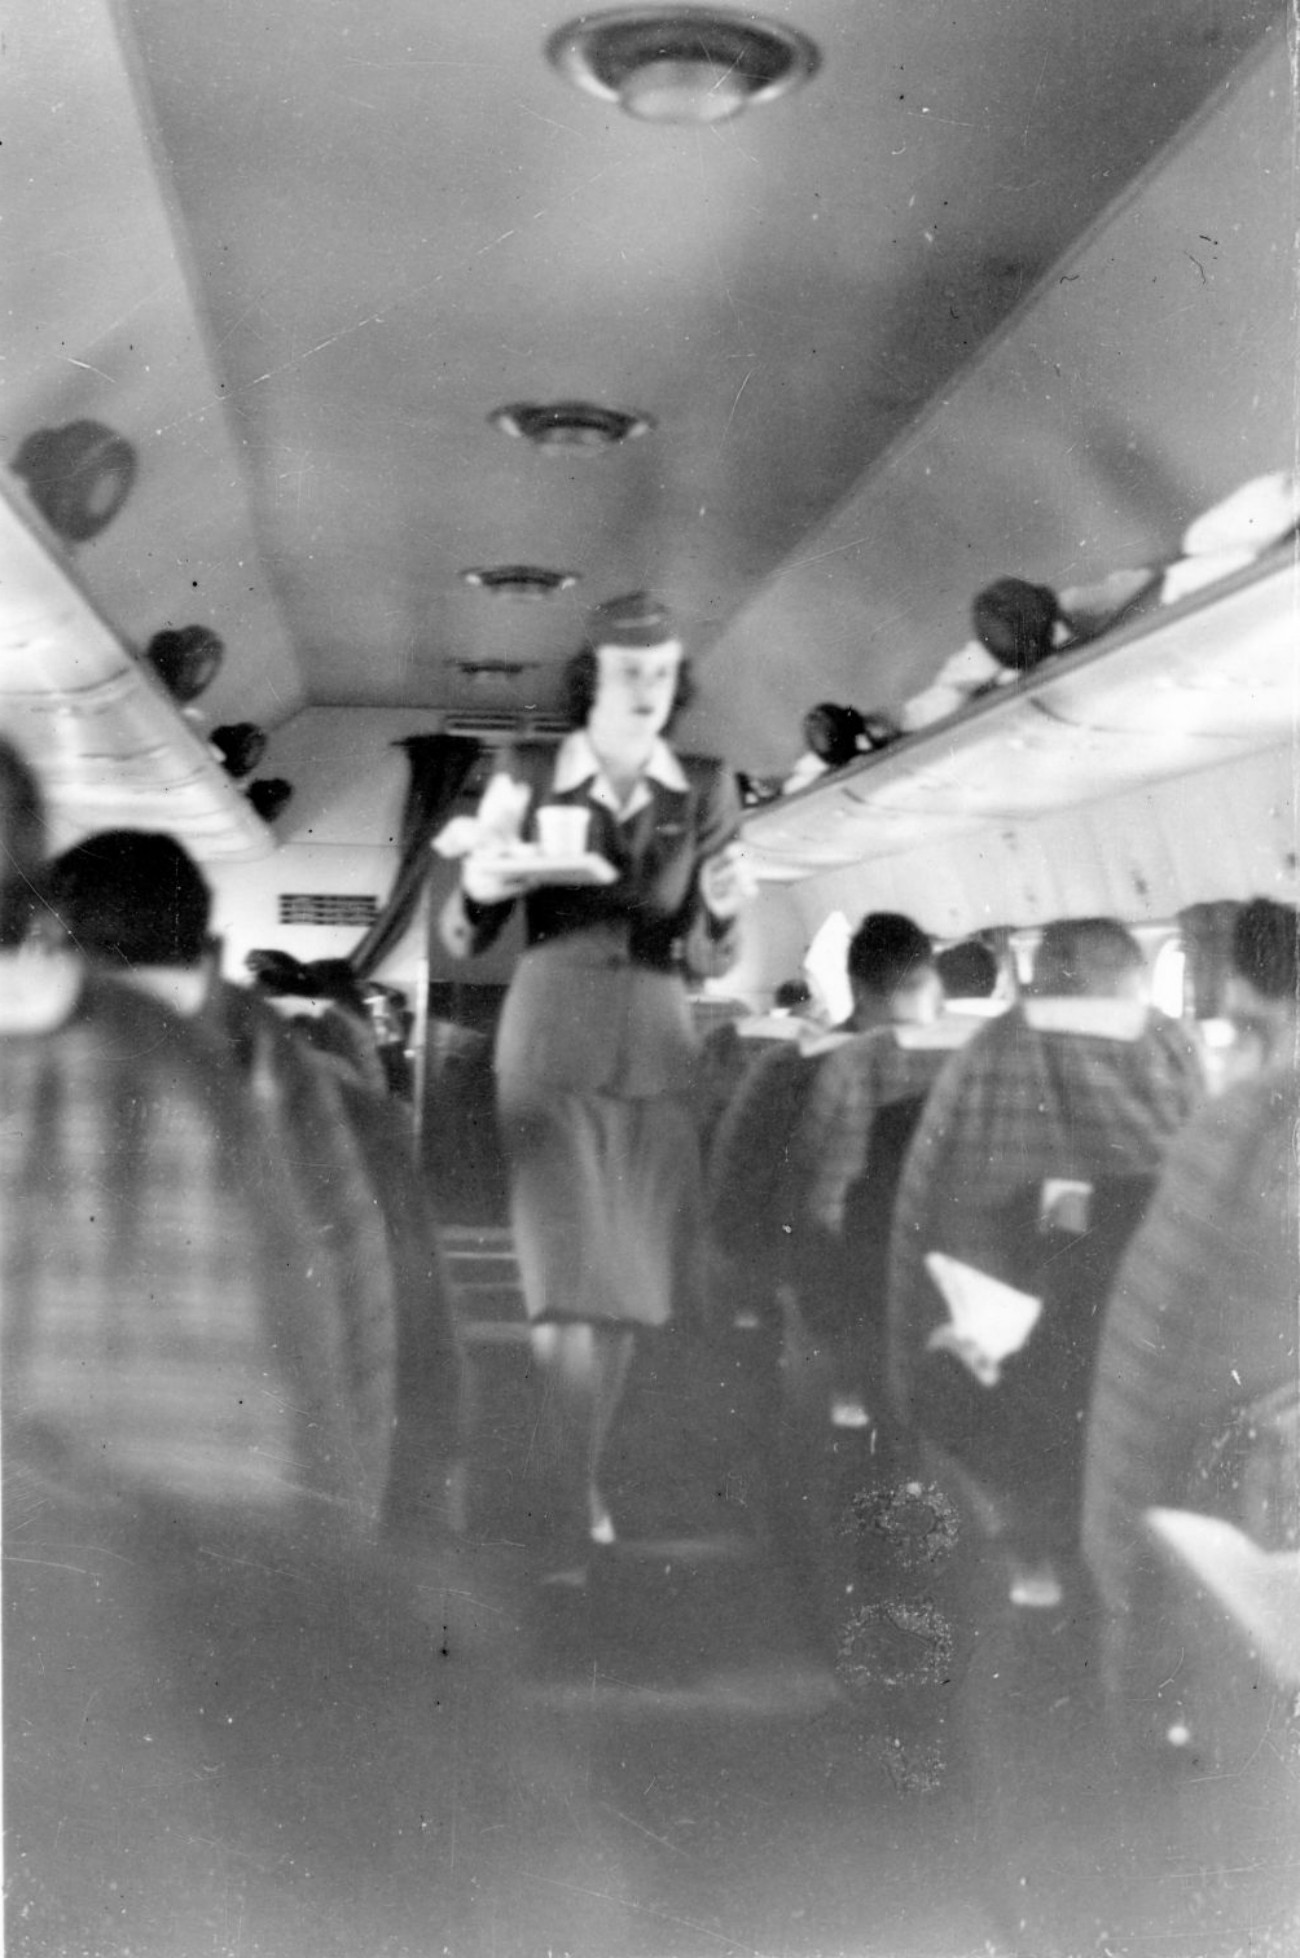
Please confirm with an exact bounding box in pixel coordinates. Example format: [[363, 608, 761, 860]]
[[0, 738, 46, 950], [935, 938, 999, 1001], [846, 912, 941, 1026], [1029, 918, 1145, 1000], [1225, 897, 1298, 1033], [773, 977, 814, 1015], [46, 830, 213, 971], [563, 591, 695, 740], [247, 949, 384, 1086], [247, 949, 369, 1019]]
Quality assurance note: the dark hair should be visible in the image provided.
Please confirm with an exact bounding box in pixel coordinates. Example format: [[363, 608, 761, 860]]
[[0, 738, 46, 949], [247, 949, 369, 1020], [47, 830, 212, 968], [936, 938, 999, 999], [1231, 898, 1299, 1001], [972, 578, 1061, 673], [561, 643, 696, 730], [1031, 917, 1143, 997], [773, 978, 813, 1011], [847, 912, 934, 997]]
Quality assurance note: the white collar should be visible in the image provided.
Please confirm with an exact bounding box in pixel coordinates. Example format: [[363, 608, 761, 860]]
[[1023, 997, 1149, 1041], [890, 1014, 986, 1050], [736, 1013, 809, 1042], [795, 1024, 857, 1057], [0, 947, 83, 1034], [129, 966, 213, 1019], [553, 729, 687, 819]]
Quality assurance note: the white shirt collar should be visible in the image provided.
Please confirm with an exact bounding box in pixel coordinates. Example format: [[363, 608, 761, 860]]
[[553, 729, 687, 818], [1023, 997, 1149, 1041], [130, 965, 213, 1019], [0, 946, 83, 1034]]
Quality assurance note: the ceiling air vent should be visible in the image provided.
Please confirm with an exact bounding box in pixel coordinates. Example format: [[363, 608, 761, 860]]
[[547, 9, 819, 124], [278, 893, 380, 928], [460, 565, 579, 597], [489, 402, 654, 451], [447, 657, 541, 682]]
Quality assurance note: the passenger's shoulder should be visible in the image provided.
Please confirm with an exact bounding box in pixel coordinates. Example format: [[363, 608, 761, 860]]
[[1176, 1061, 1296, 1167]]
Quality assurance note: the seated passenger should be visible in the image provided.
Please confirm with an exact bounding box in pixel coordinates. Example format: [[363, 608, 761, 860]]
[[1083, 1058, 1298, 1719], [5, 796, 378, 1521], [707, 916, 931, 1304], [44, 829, 461, 1536], [694, 976, 820, 1153], [934, 936, 1003, 1012], [785, 915, 981, 1416], [1221, 893, 1298, 1076], [886, 917, 1201, 1602], [0, 747, 559, 1951], [246, 945, 388, 1092], [1080, 1062, 1299, 1940]]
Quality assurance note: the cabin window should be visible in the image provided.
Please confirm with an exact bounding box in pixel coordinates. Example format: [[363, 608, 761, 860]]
[[1151, 936, 1187, 1019]]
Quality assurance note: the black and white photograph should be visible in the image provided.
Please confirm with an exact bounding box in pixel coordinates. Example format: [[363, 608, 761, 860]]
[[2, 2, 1296, 1952]]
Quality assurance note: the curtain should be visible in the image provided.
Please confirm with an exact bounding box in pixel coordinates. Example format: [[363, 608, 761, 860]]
[[348, 734, 480, 980], [1178, 900, 1240, 1019]]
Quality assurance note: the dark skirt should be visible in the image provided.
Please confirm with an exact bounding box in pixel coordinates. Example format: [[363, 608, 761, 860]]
[[496, 1084, 705, 1327]]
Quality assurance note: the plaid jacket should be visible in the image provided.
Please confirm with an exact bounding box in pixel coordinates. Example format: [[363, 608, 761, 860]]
[[796, 1024, 982, 1236], [1081, 1064, 1299, 1673], [886, 1004, 1201, 1425], [2, 973, 393, 1525], [788, 1024, 979, 1347], [214, 982, 400, 1502]]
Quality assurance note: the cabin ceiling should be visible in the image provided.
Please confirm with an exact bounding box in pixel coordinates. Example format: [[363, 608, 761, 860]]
[[2, 0, 1283, 758]]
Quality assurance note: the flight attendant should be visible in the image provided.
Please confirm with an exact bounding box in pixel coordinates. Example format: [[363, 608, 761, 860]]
[[441, 593, 745, 1569]]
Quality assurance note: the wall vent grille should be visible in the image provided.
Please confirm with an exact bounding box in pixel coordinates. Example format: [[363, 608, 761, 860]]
[[442, 711, 569, 741], [278, 893, 380, 928]]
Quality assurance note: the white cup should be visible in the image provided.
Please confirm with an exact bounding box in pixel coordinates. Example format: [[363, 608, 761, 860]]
[[536, 804, 590, 857]]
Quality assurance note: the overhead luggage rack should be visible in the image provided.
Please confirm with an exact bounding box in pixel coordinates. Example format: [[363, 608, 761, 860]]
[[738, 550, 1298, 930], [0, 479, 273, 861]]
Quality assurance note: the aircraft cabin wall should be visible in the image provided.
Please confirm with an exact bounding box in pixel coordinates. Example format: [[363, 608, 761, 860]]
[[194, 29, 1295, 1006], [696, 33, 1294, 773], [204, 706, 519, 991], [204, 706, 806, 1004]]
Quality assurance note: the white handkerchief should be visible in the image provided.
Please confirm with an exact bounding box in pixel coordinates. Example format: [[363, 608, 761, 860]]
[[1147, 1509, 1300, 1687], [432, 773, 532, 857], [924, 1252, 1042, 1387]]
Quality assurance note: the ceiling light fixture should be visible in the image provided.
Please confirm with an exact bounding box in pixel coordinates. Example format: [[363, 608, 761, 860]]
[[547, 8, 819, 125], [460, 565, 579, 597], [489, 401, 654, 450]]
